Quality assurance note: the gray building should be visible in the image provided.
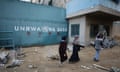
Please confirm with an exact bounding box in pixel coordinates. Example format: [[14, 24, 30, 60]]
[[66, 0, 120, 45]]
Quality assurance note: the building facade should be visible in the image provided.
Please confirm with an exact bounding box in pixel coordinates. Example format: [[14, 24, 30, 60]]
[[66, 0, 120, 45], [21, 0, 70, 8]]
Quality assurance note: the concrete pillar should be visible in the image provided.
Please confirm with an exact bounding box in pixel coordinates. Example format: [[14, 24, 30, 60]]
[[113, 21, 120, 37]]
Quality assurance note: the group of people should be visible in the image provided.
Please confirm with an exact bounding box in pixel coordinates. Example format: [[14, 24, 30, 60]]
[[58, 31, 105, 65], [58, 35, 84, 66]]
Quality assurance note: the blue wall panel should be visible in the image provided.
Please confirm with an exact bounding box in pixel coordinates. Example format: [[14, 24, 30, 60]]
[[0, 0, 68, 47]]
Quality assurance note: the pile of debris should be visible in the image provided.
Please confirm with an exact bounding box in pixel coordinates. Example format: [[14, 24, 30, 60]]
[[80, 64, 120, 72], [0, 48, 9, 66], [0, 47, 25, 68], [110, 67, 120, 72], [102, 37, 117, 48], [90, 37, 118, 48], [47, 54, 59, 60], [93, 64, 120, 72]]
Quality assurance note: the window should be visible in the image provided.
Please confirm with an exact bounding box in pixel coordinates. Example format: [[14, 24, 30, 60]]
[[90, 25, 98, 38], [71, 24, 79, 36], [90, 24, 110, 38], [104, 25, 110, 36]]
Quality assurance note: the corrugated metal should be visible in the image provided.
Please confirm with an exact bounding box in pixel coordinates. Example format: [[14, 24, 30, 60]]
[[0, 0, 68, 47]]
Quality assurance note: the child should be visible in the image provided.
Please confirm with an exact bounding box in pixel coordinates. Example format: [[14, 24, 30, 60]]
[[94, 32, 104, 62]]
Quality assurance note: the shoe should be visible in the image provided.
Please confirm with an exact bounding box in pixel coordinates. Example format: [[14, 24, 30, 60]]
[[94, 58, 99, 62], [58, 62, 63, 67]]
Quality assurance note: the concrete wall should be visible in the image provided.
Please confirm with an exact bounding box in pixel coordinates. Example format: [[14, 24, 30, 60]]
[[112, 21, 120, 37], [68, 16, 86, 45]]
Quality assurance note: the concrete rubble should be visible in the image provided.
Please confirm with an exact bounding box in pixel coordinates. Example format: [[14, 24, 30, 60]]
[[47, 54, 59, 60], [0, 48, 9, 66], [0, 47, 25, 68], [28, 64, 37, 69], [110, 67, 120, 72], [80, 65, 91, 69], [90, 37, 119, 48], [6, 59, 24, 68], [93, 64, 120, 72]]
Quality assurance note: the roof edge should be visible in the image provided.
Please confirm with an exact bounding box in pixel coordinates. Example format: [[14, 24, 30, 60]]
[[66, 5, 120, 19]]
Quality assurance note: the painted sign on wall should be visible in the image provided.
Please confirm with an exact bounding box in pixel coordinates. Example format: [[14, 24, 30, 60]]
[[14, 26, 67, 32], [0, 0, 68, 47]]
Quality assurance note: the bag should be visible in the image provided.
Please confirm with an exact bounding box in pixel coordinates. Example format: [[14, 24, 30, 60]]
[[64, 53, 68, 60]]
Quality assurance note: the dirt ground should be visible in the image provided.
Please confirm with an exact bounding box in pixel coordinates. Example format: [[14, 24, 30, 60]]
[[0, 45, 120, 72]]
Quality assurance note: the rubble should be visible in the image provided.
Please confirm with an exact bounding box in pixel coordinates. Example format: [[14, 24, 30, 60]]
[[4, 47, 25, 68], [93, 64, 110, 71], [6, 59, 24, 68], [0, 64, 5, 67], [90, 37, 118, 48], [28, 64, 37, 69], [110, 67, 120, 72], [0, 48, 9, 64], [15, 47, 26, 59], [93, 64, 120, 72], [80, 65, 91, 69], [102, 37, 117, 48], [48, 54, 59, 60]]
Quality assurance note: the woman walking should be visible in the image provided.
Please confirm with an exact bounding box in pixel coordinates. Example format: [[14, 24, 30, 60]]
[[59, 36, 68, 65], [69, 35, 84, 63]]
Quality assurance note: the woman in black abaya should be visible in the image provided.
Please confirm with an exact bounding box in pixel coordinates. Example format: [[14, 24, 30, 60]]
[[69, 35, 84, 63], [59, 36, 67, 65]]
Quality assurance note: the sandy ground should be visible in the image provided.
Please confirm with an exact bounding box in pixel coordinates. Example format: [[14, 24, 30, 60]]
[[0, 45, 120, 72]]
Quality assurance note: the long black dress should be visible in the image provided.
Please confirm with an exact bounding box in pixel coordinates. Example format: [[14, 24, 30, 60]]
[[69, 44, 84, 63], [59, 40, 67, 63]]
